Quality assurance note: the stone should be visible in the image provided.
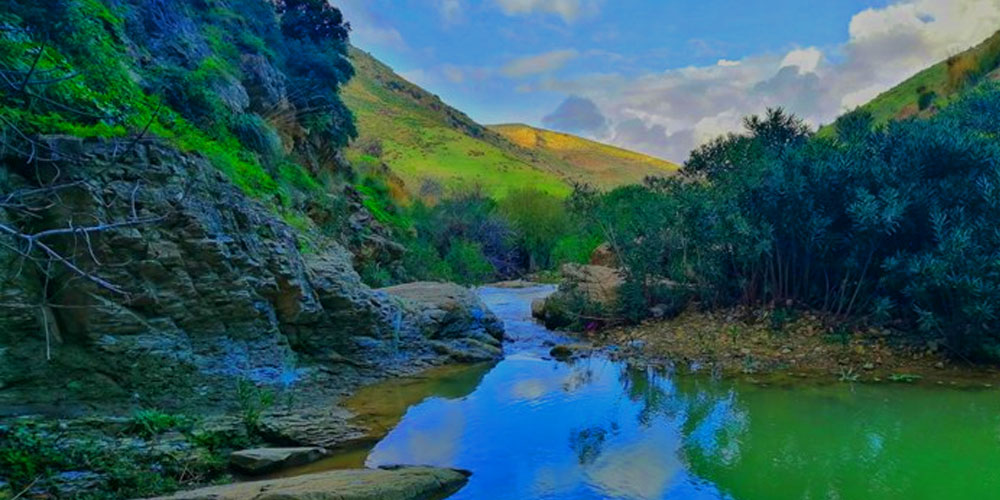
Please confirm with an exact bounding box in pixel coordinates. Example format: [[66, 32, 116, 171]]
[[530, 298, 548, 320], [229, 447, 328, 475], [148, 466, 470, 500], [532, 264, 624, 329], [260, 410, 368, 450], [379, 282, 505, 362], [558, 264, 624, 306], [549, 344, 591, 360], [589, 242, 619, 267]]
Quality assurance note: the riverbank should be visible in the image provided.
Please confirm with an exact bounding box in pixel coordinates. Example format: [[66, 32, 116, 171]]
[[579, 306, 1000, 386], [0, 282, 506, 499]]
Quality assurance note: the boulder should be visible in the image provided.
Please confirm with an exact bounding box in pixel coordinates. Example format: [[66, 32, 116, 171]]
[[379, 282, 505, 362], [531, 264, 624, 329], [229, 447, 328, 475], [149, 466, 470, 500], [559, 264, 624, 306], [549, 344, 592, 361], [589, 243, 619, 268]]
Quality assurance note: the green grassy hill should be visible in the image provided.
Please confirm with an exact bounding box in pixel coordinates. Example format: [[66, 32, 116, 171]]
[[489, 123, 678, 187], [341, 48, 677, 199], [855, 30, 1000, 125]]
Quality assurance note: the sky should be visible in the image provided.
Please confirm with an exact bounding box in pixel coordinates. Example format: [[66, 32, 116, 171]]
[[335, 0, 1000, 162]]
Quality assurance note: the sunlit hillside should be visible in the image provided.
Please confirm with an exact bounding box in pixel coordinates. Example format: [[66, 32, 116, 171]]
[[856, 30, 1000, 124], [341, 47, 676, 199], [489, 124, 678, 188]]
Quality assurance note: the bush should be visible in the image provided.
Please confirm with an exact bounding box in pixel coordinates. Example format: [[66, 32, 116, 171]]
[[573, 83, 1000, 359], [235, 378, 275, 437], [126, 410, 192, 439], [498, 188, 572, 271], [444, 240, 495, 285]]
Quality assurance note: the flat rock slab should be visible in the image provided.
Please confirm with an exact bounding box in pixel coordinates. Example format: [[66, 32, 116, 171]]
[[230, 447, 329, 475], [149, 466, 470, 500]]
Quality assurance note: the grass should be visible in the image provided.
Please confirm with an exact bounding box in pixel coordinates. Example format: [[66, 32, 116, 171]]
[[342, 47, 675, 200], [843, 30, 1000, 128], [490, 123, 678, 188]]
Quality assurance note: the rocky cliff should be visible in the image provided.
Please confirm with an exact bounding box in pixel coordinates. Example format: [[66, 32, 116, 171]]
[[0, 137, 502, 415]]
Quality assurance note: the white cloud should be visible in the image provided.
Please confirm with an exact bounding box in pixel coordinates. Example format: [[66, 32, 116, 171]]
[[502, 49, 579, 78], [336, 0, 409, 51], [780, 47, 822, 74], [538, 0, 1000, 163], [494, 0, 602, 23]]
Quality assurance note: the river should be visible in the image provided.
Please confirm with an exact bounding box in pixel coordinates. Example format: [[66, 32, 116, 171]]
[[327, 285, 1000, 499]]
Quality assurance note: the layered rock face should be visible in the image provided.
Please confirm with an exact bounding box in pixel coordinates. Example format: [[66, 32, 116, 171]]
[[0, 138, 502, 413]]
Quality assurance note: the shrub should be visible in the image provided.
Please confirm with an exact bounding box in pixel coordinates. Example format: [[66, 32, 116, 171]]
[[574, 83, 1000, 359], [445, 240, 495, 285], [235, 378, 275, 437], [126, 410, 192, 439]]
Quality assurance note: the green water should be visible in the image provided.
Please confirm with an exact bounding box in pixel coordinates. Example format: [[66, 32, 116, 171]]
[[338, 286, 1000, 499]]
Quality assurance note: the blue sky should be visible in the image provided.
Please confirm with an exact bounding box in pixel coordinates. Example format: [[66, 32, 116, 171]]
[[337, 0, 1000, 161]]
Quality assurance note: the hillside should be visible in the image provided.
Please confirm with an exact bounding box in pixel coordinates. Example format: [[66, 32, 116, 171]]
[[490, 123, 678, 187], [341, 48, 676, 198], [856, 30, 1000, 125]]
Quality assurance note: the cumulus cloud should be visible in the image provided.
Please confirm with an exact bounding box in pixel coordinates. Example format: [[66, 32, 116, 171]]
[[494, 0, 602, 23], [539, 0, 1000, 163], [780, 47, 822, 74], [502, 49, 579, 78], [336, 0, 408, 51], [542, 96, 609, 135]]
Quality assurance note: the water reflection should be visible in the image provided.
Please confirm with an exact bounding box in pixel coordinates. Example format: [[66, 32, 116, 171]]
[[355, 286, 1000, 500]]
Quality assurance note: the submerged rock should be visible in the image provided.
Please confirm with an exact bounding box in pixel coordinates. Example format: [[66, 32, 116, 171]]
[[229, 447, 328, 475], [549, 344, 592, 361], [150, 466, 470, 500]]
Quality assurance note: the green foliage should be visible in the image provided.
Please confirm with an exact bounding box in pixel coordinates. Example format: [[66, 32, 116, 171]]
[[444, 239, 496, 285], [0, 422, 67, 494], [498, 188, 573, 271], [235, 378, 275, 437], [551, 233, 602, 265], [574, 81, 1000, 359], [0, 420, 228, 498], [1, 0, 355, 213], [126, 410, 192, 439]]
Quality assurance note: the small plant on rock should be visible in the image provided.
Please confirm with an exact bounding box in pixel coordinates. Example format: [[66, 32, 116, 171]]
[[126, 410, 192, 439], [235, 378, 275, 438]]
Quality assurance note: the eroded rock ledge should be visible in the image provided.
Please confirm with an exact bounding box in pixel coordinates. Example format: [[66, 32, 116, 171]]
[[149, 466, 470, 500]]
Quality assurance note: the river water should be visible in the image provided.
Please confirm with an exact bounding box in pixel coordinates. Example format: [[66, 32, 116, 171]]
[[341, 285, 1000, 499]]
